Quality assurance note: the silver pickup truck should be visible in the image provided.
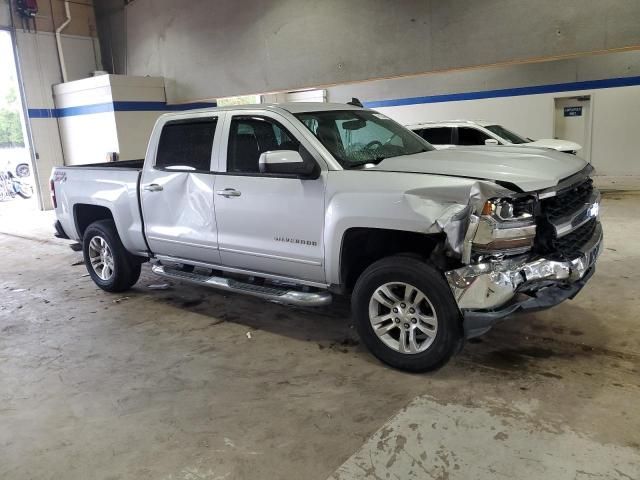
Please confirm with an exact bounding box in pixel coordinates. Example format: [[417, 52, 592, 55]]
[[51, 102, 602, 372]]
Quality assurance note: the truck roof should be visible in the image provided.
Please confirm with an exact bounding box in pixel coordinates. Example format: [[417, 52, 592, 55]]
[[406, 120, 494, 128], [159, 102, 366, 119], [274, 102, 366, 113]]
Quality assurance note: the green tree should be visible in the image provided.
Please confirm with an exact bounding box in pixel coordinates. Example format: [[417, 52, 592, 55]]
[[0, 109, 24, 147], [5, 86, 18, 105], [0, 87, 24, 147]]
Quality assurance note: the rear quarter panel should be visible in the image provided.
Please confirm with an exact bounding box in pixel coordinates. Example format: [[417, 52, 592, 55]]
[[52, 166, 148, 255]]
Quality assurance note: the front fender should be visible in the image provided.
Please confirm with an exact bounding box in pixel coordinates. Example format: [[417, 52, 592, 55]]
[[323, 171, 510, 285]]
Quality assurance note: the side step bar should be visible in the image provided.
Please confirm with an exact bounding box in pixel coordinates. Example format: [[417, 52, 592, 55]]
[[151, 264, 332, 307]]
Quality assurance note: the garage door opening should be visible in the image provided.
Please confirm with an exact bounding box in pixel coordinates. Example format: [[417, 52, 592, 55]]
[[554, 95, 592, 162], [0, 29, 37, 216]]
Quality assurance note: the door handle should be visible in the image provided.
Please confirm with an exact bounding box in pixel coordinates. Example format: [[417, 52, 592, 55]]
[[143, 183, 163, 192], [216, 188, 241, 198]]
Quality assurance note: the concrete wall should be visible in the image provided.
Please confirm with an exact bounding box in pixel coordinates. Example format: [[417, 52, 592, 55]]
[[113, 0, 640, 103], [95, 0, 126, 75]]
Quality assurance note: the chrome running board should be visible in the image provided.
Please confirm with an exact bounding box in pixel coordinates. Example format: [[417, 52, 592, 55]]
[[151, 264, 332, 307]]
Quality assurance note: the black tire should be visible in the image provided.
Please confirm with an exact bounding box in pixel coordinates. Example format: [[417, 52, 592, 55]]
[[82, 219, 141, 292], [16, 164, 30, 177], [351, 255, 462, 372]]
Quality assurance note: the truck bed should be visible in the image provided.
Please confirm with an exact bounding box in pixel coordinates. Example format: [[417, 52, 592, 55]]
[[62, 159, 145, 170]]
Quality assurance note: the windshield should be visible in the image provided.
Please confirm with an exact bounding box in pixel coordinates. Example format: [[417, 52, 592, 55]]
[[294, 110, 433, 168], [485, 125, 530, 144]]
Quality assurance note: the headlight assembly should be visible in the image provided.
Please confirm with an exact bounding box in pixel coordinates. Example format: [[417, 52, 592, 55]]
[[473, 196, 537, 254], [481, 196, 536, 222]]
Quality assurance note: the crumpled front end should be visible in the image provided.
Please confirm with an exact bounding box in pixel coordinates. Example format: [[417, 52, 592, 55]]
[[443, 167, 603, 337]]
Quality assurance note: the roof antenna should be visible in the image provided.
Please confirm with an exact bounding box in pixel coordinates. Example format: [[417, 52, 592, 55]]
[[347, 97, 363, 108]]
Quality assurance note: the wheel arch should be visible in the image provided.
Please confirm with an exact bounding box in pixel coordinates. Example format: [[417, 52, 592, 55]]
[[338, 227, 446, 293], [73, 204, 115, 239]]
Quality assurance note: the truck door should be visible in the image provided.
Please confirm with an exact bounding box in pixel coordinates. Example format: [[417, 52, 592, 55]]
[[213, 112, 326, 283], [140, 113, 223, 263]]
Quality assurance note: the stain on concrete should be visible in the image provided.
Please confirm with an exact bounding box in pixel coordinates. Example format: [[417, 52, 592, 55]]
[[180, 298, 204, 308], [539, 371, 563, 379], [475, 347, 555, 370], [493, 431, 509, 441], [328, 397, 640, 480]]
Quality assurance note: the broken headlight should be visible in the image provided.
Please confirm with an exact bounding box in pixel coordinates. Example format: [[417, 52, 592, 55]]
[[472, 196, 537, 253]]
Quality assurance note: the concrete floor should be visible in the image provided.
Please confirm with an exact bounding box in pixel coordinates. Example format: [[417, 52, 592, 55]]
[[0, 192, 638, 480]]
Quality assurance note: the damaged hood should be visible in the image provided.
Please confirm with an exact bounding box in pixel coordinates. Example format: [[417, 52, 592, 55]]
[[370, 145, 588, 192]]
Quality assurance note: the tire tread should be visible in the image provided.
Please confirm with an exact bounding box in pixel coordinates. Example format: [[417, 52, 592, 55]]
[[83, 219, 141, 292]]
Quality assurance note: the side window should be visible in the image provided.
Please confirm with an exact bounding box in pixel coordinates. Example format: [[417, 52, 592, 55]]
[[457, 127, 492, 146], [227, 116, 300, 173], [419, 127, 452, 144], [156, 118, 217, 170]]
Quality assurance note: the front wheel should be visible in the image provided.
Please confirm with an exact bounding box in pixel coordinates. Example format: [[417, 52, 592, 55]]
[[83, 219, 141, 292], [352, 255, 462, 372]]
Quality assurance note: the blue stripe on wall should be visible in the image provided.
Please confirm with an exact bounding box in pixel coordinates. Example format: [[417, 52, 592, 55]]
[[27, 108, 56, 118], [113, 101, 218, 111], [28, 100, 218, 118], [363, 75, 640, 108], [56, 103, 115, 117], [26, 74, 640, 118]]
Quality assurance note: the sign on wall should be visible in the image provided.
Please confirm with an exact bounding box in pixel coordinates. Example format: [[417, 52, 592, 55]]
[[564, 106, 583, 117]]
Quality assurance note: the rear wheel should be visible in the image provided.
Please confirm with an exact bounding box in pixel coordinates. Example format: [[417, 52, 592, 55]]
[[352, 255, 462, 372], [83, 219, 141, 292]]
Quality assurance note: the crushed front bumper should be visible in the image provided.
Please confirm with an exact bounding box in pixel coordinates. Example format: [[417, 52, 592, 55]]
[[445, 221, 603, 338]]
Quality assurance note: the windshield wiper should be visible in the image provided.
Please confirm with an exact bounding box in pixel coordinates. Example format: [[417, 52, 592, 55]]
[[345, 148, 433, 169]]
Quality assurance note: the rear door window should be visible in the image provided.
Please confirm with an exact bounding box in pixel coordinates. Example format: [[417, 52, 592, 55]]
[[418, 127, 453, 144], [156, 118, 217, 171]]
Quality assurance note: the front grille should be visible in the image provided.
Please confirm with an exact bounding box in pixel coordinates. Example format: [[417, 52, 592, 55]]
[[534, 176, 598, 260], [549, 218, 597, 259], [541, 178, 593, 223]]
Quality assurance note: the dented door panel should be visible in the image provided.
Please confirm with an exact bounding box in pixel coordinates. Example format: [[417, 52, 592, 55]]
[[140, 170, 220, 263]]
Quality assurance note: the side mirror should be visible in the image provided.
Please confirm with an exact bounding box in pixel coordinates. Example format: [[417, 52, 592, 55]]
[[484, 138, 500, 145], [258, 150, 318, 178]]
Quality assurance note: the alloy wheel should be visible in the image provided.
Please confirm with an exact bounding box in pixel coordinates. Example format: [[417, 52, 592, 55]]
[[88, 236, 115, 281], [368, 282, 438, 354]]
